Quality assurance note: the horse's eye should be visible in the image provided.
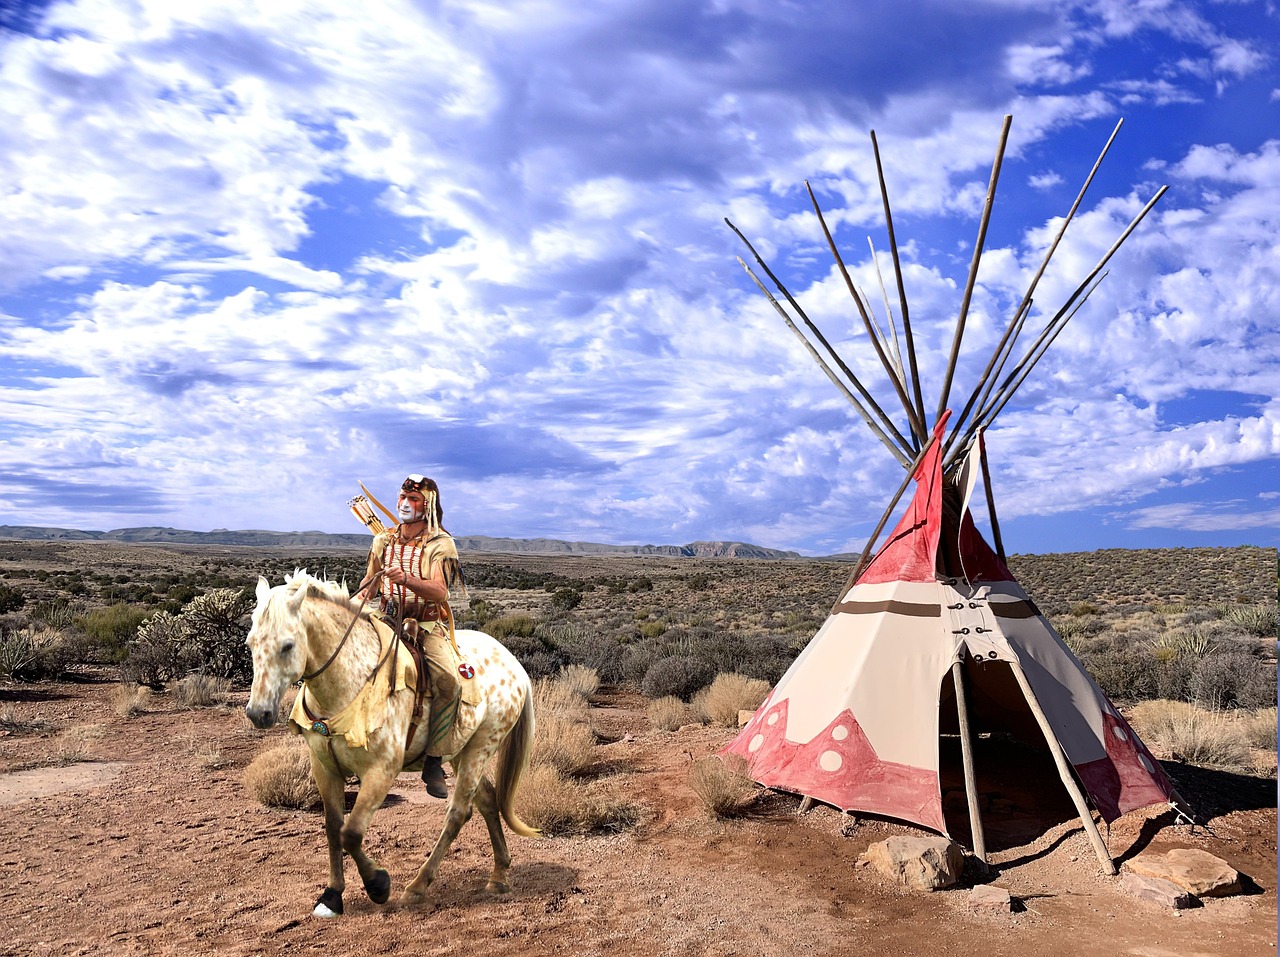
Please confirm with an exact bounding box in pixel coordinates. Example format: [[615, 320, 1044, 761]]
[[280, 642, 295, 657]]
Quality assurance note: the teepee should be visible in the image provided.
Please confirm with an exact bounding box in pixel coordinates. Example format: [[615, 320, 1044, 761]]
[[722, 116, 1188, 874]]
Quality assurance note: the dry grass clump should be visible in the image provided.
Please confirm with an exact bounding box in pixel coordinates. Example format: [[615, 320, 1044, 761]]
[[244, 741, 320, 809], [52, 723, 105, 765], [556, 663, 600, 699], [533, 675, 589, 721], [1239, 707, 1278, 750], [688, 754, 758, 819], [648, 695, 698, 731], [1126, 699, 1254, 770], [111, 683, 152, 717], [172, 673, 232, 709], [514, 763, 644, 836], [530, 710, 598, 775], [0, 704, 52, 735], [694, 672, 770, 727]]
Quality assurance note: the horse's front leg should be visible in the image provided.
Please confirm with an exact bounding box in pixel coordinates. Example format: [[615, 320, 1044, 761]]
[[339, 762, 399, 906], [310, 747, 349, 918], [400, 751, 485, 906]]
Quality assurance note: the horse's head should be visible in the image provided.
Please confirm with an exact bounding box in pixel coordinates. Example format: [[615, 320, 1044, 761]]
[[244, 575, 310, 729]]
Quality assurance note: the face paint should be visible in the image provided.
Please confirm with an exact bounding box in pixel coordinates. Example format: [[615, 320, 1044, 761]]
[[398, 500, 424, 522]]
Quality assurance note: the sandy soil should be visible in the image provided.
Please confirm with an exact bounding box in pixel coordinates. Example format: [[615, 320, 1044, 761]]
[[0, 674, 1275, 957]]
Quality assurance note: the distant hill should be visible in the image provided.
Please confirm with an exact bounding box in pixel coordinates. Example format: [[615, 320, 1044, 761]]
[[0, 525, 802, 560]]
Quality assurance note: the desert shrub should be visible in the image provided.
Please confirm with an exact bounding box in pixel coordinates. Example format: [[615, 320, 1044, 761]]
[[28, 599, 75, 629], [642, 656, 715, 701], [489, 613, 538, 640], [121, 610, 187, 687], [0, 704, 52, 735], [514, 764, 644, 836], [1216, 604, 1278, 639], [172, 673, 232, 708], [1069, 601, 1101, 617], [628, 577, 653, 593], [694, 673, 771, 727], [688, 755, 758, 818], [75, 603, 151, 663], [1190, 653, 1276, 710], [1153, 656, 1195, 701], [549, 588, 582, 611], [638, 620, 667, 639], [458, 597, 497, 628], [0, 583, 25, 614], [648, 695, 698, 731], [0, 624, 76, 680], [687, 572, 712, 592], [180, 588, 254, 681], [244, 741, 320, 809], [1126, 699, 1253, 770], [1083, 648, 1158, 701]]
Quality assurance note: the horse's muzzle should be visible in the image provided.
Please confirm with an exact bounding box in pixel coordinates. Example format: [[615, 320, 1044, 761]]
[[245, 704, 278, 729]]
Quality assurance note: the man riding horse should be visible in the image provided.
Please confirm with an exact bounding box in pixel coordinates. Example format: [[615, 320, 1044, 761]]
[[355, 474, 466, 799]]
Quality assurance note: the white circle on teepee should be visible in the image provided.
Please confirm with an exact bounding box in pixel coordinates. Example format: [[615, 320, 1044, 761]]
[[749, 734, 764, 752], [767, 712, 779, 726], [832, 726, 849, 741], [819, 750, 843, 772], [1138, 753, 1154, 773], [1111, 725, 1129, 742]]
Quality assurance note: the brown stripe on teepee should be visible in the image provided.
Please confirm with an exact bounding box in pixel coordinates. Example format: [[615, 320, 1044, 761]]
[[988, 600, 1040, 619], [832, 599, 940, 617]]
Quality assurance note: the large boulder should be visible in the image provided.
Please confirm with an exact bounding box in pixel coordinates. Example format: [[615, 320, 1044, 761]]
[[1119, 871, 1197, 909], [1125, 849, 1243, 898], [862, 837, 964, 891]]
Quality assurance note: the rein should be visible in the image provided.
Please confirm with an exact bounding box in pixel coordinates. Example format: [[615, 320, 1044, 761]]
[[301, 570, 381, 681]]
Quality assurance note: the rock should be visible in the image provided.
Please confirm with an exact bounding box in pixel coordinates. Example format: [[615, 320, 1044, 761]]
[[861, 837, 964, 891], [737, 710, 755, 728], [1119, 871, 1196, 909], [968, 884, 1013, 913], [1126, 849, 1243, 898]]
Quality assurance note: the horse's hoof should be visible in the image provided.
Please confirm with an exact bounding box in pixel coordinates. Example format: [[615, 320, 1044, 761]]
[[313, 887, 343, 918], [485, 880, 511, 895], [397, 890, 428, 909], [364, 869, 392, 905]]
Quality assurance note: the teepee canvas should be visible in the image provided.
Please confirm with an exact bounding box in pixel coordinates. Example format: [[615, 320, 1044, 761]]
[[722, 116, 1187, 873]]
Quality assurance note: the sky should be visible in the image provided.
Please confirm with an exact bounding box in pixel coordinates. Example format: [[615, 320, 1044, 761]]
[[0, 0, 1276, 557]]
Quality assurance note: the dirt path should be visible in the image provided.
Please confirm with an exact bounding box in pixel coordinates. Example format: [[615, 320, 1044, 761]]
[[0, 678, 1274, 957]]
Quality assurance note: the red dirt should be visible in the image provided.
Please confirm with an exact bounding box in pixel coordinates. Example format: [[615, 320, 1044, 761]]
[[0, 676, 1275, 957]]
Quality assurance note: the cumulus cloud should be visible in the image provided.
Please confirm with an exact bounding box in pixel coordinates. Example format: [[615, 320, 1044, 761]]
[[0, 0, 1274, 554]]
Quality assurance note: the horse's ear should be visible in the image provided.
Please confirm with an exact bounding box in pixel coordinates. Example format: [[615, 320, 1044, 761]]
[[286, 582, 308, 613], [256, 576, 271, 605]]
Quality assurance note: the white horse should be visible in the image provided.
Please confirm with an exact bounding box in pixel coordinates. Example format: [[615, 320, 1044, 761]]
[[244, 572, 538, 916]]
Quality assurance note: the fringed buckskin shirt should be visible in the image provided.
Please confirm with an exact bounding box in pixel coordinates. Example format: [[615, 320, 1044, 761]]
[[366, 527, 467, 621]]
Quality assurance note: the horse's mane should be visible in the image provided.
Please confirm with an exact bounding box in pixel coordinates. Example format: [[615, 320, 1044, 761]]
[[281, 569, 367, 614]]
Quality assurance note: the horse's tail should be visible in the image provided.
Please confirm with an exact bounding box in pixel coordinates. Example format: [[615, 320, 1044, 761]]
[[495, 679, 540, 838]]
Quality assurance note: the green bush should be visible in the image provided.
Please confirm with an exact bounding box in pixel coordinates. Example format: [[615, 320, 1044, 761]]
[[0, 584, 25, 614], [642, 656, 715, 701], [550, 588, 582, 611], [489, 613, 538, 640], [74, 603, 151, 663], [121, 610, 187, 687]]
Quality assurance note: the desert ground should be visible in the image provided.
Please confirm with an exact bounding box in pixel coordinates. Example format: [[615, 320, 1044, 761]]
[[0, 542, 1275, 957]]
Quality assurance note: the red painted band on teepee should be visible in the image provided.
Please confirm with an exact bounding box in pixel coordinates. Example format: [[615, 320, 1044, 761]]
[[1073, 710, 1176, 823], [723, 695, 945, 834]]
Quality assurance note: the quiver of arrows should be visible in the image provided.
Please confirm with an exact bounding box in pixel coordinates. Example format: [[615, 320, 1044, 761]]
[[348, 495, 387, 535]]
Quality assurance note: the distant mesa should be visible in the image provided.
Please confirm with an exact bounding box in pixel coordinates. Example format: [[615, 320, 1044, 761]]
[[0, 526, 803, 560]]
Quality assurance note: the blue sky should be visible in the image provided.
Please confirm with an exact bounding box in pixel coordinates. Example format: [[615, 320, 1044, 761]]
[[0, 0, 1276, 557]]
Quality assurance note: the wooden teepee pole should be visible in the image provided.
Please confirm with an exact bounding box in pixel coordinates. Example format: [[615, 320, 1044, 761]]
[[945, 118, 1126, 455], [936, 114, 1013, 424], [736, 257, 913, 468], [871, 130, 928, 434], [806, 181, 927, 445], [976, 430, 1006, 564], [951, 658, 988, 866], [1008, 660, 1117, 875], [728, 220, 916, 457]]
